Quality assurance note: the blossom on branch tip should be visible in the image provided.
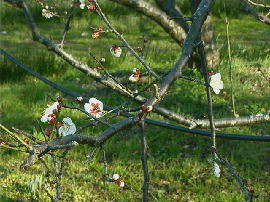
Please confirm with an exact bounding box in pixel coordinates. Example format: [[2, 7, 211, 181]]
[[40, 102, 60, 124], [209, 73, 223, 94], [58, 117, 76, 136], [110, 45, 122, 57], [84, 98, 104, 118]]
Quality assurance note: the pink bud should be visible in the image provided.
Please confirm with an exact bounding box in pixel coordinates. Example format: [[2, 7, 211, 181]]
[[44, 128, 52, 136]]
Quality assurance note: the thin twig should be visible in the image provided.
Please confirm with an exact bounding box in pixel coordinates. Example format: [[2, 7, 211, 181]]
[[94, 0, 161, 80], [139, 121, 149, 202], [59, 4, 78, 48], [214, 155, 251, 202], [224, 2, 237, 117]]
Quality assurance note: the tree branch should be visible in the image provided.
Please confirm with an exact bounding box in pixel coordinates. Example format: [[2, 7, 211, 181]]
[[20, 116, 139, 169], [242, 0, 270, 25]]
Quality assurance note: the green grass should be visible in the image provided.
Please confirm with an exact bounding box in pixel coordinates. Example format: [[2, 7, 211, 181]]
[[1, 1, 270, 201]]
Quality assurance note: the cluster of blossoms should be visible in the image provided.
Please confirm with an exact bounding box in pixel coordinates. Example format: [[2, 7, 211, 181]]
[[40, 99, 77, 136], [111, 174, 125, 187], [209, 73, 223, 94], [110, 45, 122, 57], [84, 98, 104, 118], [129, 68, 141, 82], [41, 6, 57, 19], [79, 0, 96, 11]]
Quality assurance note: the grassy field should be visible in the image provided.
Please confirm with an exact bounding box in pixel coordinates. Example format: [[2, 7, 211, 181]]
[[0, 1, 270, 201]]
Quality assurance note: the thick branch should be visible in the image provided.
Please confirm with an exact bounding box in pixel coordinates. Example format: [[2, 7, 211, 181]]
[[242, 0, 270, 25], [145, 0, 212, 107], [20, 116, 139, 169], [109, 0, 187, 45]]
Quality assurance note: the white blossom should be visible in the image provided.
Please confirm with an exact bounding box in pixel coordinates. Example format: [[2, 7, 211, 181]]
[[84, 98, 104, 118], [209, 73, 224, 94], [129, 74, 140, 82], [40, 101, 60, 123], [119, 181, 125, 187], [58, 117, 76, 136], [112, 174, 120, 180], [110, 46, 122, 57], [213, 162, 221, 177], [79, 0, 85, 9]]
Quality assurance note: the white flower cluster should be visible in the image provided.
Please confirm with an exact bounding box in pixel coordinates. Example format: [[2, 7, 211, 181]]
[[209, 73, 223, 94], [41, 6, 56, 19]]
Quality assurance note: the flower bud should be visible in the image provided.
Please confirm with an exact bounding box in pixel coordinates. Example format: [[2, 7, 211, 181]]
[[99, 57, 106, 63], [141, 105, 153, 113], [56, 122, 63, 128], [44, 128, 52, 136], [87, 3, 96, 11]]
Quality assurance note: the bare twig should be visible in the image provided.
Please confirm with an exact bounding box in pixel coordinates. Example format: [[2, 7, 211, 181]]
[[94, 0, 161, 80], [139, 121, 149, 202], [59, 4, 78, 48], [213, 155, 251, 202]]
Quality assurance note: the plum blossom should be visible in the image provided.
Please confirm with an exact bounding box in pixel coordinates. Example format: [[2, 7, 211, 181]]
[[40, 101, 60, 124], [129, 74, 140, 82], [112, 174, 120, 180], [42, 8, 55, 19], [110, 45, 122, 57], [209, 73, 223, 94], [213, 162, 221, 177], [79, 0, 85, 9], [84, 98, 104, 118], [92, 32, 100, 39], [114, 179, 125, 187], [129, 68, 141, 82], [58, 117, 76, 136], [87, 3, 96, 11]]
